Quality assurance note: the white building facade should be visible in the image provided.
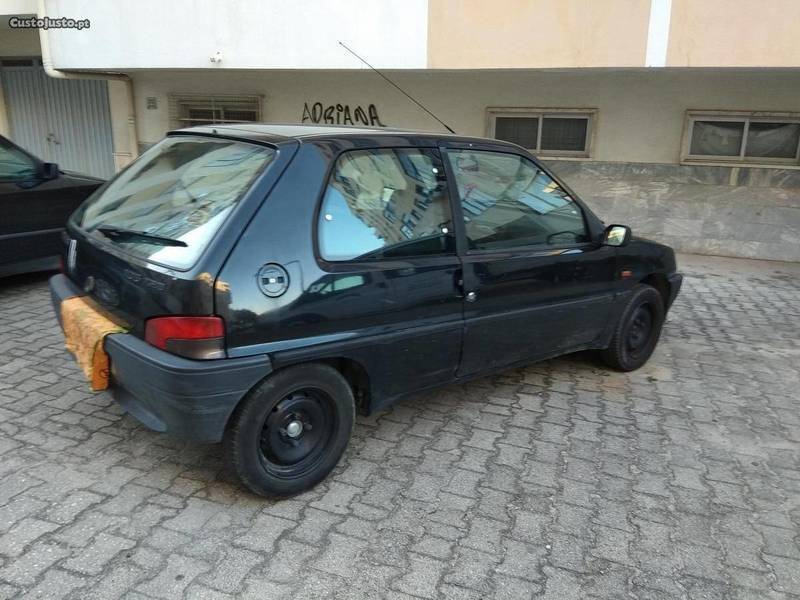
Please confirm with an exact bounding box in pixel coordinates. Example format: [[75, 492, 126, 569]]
[[1, 0, 799, 260]]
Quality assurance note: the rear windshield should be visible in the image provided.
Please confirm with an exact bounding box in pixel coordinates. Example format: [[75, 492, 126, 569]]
[[76, 135, 276, 269]]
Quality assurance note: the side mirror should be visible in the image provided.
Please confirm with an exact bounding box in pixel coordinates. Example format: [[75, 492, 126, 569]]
[[40, 162, 60, 180], [603, 224, 632, 247]]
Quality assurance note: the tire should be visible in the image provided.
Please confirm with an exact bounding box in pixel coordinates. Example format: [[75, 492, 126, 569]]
[[601, 284, 665, 372], [224, 363, 355, 498]]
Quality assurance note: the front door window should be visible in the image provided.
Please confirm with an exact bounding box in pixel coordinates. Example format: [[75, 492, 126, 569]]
[[444, 149, 588, 250]]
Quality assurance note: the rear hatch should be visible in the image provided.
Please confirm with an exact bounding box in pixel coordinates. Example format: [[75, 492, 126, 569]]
[[64, 134, 278, 341]]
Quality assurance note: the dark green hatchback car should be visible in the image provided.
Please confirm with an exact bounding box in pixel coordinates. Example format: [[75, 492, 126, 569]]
[[50, 124, 682, 497]]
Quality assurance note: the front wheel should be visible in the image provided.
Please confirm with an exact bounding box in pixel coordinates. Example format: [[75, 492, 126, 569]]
[[224, 363, 355, 497], [601, 285, 665, 371]]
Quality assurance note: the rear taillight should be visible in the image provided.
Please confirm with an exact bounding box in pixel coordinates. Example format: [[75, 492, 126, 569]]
[[144, 316, 225, 360]]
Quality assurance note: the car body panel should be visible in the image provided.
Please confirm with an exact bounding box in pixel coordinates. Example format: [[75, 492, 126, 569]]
[[457, 245, 618, 375]]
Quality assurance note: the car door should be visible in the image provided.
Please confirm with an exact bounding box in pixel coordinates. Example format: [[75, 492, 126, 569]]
[[441, 145, 617, 377], [314, 146, 464, 403]]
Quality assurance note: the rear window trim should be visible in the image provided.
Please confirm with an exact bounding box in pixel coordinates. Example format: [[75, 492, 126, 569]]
[[72, 134, 280, 273]]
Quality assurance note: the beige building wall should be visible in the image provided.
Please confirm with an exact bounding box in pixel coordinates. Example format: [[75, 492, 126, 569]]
[[667, 0, 800, 67], [427, 0, 650, 68], [131, 69, 800, 165]]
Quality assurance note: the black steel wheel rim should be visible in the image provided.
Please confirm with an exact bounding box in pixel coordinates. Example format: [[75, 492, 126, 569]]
[[258, 389, 336, 478], [626, 304, 654, 357]]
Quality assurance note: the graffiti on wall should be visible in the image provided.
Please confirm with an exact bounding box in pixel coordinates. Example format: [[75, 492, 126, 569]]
[[301, 102, 385, 127]]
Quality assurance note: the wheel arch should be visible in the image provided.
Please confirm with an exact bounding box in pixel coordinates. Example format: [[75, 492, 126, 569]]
[[640, 272, 670, 308], [315, 356, 372, 415], [227, 354, 374, 425]]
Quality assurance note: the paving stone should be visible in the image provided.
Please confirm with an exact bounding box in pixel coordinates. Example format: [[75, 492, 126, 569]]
[[0, 518, 58, 557], [83, 564, 147, 600], [18, 568, 86, 600], [497, 538, 545, 582], [0, 497, 48, 534], [62, 532, 136, 576], [763, 554, 800, 594], [0, 541, 69, 586], [234, 513, 295, 552], [391, 552, 446, 599], [199, 547, 262, 594], [136, 553, 210, 599], [314, 532, 368, 578], [444, 546, 498, 593]]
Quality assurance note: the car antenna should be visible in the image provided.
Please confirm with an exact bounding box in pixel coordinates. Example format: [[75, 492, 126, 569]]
[[338, 41, 456, 134]]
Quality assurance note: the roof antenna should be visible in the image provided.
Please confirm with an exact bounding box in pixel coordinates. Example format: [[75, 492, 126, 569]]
[[338, 41, 456, 134]]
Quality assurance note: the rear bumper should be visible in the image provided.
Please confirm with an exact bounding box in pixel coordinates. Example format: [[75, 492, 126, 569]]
[[49, 273, 271, 443], [667, 272, 683, 310]]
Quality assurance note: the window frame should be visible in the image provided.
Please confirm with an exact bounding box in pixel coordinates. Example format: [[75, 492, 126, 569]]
[[441, 146, 593, 256], [681, 110, 800, 166], [314, 145, 459, 265], [169, 94, 263, 129], [486, 107, 597, 158]]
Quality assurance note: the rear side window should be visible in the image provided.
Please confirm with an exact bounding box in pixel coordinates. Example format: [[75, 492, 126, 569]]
[[77, 136, 275, 269], [444, 149, 588, 251], [317, 148, 454, 261]]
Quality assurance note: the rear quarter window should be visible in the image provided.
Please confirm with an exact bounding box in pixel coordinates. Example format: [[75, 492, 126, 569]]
[[317, 148, 455, 261], [77, 136, 276, 269]]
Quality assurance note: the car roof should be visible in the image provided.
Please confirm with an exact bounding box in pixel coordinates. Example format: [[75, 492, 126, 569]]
[[167, 123, 521, 150]]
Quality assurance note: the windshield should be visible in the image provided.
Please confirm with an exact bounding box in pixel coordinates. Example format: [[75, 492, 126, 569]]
[[77, 135, 276, 269]]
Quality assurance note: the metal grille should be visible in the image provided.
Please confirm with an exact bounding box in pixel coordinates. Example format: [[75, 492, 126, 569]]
[[169, 94, 262, 129], [0, 61, 115, 178]]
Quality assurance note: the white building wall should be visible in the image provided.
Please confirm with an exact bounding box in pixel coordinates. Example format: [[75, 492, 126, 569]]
[[44, 0, 429, 69]]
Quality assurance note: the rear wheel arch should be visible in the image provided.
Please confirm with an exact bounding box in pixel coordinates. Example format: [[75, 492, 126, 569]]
[[230, 355, 373, 422], [316, 357, 372, 415]]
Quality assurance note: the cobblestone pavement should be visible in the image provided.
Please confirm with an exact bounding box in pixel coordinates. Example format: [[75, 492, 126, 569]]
[[1, 254, 799, 600]]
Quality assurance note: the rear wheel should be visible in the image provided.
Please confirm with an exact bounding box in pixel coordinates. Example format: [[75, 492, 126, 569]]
[[224, 363, 355, 497], [601, 284, 665, 371]]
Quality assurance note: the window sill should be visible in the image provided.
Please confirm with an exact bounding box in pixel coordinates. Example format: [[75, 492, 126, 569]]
[[680, 159, 800, 170], [533, 154, 592, 162]]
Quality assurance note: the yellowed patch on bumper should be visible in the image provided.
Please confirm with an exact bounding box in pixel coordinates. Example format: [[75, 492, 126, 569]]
[[61, 296, 127, 391]]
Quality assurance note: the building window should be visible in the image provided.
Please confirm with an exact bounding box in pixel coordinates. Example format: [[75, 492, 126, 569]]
[[683, 111, 800, 165], [169, 95, 262, 129], [487, 108, 595, 157]]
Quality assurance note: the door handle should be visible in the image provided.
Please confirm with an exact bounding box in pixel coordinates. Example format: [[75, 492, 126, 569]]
[[465, 291, 477, 303]]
